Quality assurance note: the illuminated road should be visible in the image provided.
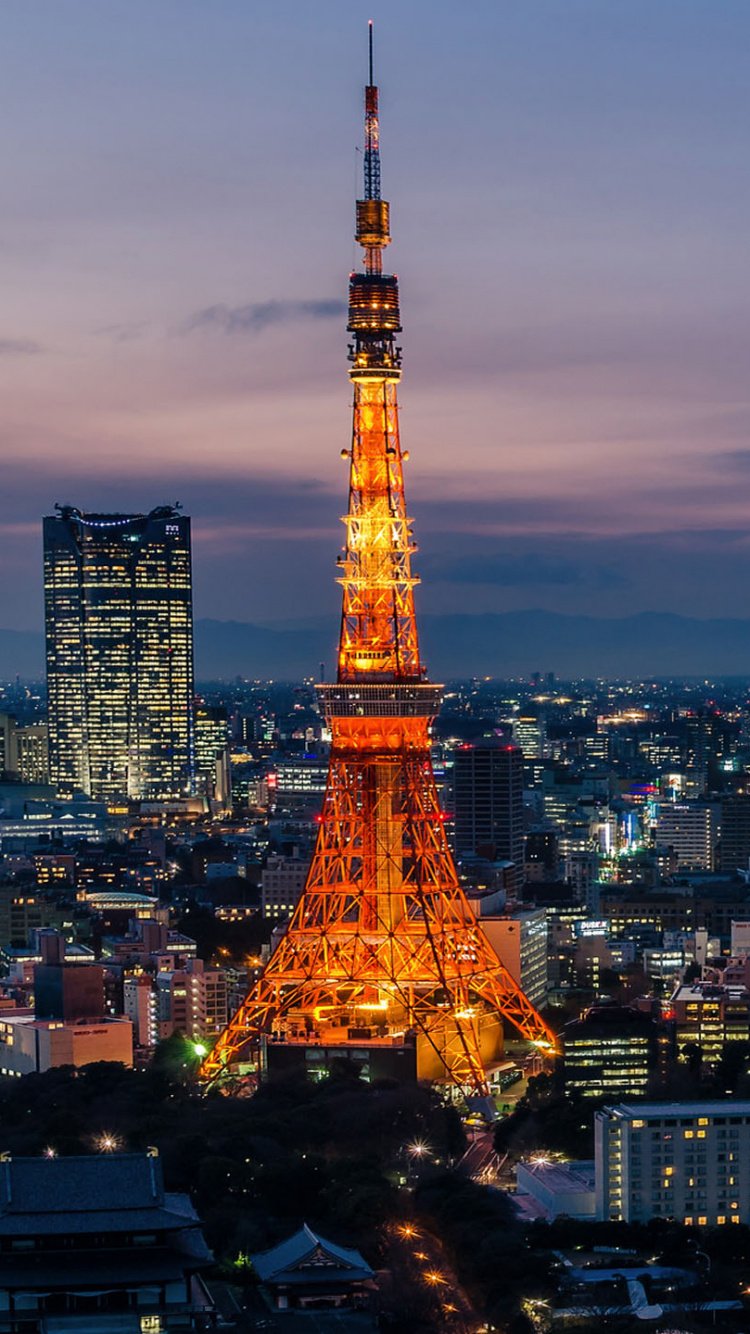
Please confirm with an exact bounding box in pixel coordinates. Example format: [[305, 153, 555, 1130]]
[[385, 1222, 477, 1332], [459, 1128, 502, 1184]]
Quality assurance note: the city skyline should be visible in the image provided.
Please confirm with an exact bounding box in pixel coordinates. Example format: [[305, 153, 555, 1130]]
[[3, 3, 750, 644]]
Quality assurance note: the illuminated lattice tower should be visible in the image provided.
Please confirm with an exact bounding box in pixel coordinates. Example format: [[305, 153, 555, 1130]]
[[202, 28, 557, 1096]]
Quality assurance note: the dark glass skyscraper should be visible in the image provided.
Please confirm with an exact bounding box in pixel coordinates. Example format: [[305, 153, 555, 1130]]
[[453, 741, 525, 890], [44, 505, 194, 801]]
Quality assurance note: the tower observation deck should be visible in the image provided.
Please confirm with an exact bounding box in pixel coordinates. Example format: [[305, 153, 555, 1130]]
[[201, 27, 557, 1098]]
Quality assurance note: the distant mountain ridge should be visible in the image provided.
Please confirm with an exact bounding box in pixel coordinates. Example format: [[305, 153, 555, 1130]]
[[5, 611, 750, 683], [194, 610, 750, 680]]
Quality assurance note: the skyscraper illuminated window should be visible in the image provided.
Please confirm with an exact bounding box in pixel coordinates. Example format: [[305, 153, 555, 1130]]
[[44, 505, 194, 801]]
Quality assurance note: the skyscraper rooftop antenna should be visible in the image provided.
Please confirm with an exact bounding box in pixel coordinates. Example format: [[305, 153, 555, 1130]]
[[368, 19, 374, 86]]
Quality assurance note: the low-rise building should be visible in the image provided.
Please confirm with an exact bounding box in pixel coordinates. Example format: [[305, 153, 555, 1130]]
[[515, 1160, 596, 1221], [252, 1223, 373, 1312], [0, 1015, 133, 1076]]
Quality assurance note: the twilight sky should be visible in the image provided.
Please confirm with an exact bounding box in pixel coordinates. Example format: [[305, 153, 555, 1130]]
[[3, 1, 750, 635]]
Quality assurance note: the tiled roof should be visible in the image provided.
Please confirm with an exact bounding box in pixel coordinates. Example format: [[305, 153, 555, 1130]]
[[0, 1154, 165, 1214], [252, 1224, 373, 1284], [0, 1154, 205, 1238]]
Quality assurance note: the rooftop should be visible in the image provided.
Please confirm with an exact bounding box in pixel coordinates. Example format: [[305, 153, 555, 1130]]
[[0, 1153, 207, 1241], [600, 1100, 750, 1121], [252, 1224, 373, 1285], [517, 1160, 595, 1194]]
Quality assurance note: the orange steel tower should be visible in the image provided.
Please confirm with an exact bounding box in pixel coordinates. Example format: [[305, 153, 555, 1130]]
[[202, 26, 557, 1096]]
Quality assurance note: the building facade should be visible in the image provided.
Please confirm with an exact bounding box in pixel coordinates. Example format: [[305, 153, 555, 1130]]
[[671, 980, 750, 1070], [0, 1151, 214, 1330], [44, 505, 194, 801], [261, 855, 310, 920], [564, 1005, 667, 1100], [0, 1016, 133, 1076], [477, 908, 548, 1009], [655, 803, 720, 871], [595, 1100, 750, 1226], [194, 702, 230, 808], [156, 959, 229, 1044], [453, 743, 524, 891], [721, 795, 750, 875]]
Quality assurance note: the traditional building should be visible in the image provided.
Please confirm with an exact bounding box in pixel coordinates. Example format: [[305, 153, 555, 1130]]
[[252, 1224, 373, 1311], [0, 1151, 214, 1330]]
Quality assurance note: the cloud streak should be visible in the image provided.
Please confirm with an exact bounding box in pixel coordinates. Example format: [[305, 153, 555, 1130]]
[[182, 299, 346, 336], [0, 338, 40, 356]]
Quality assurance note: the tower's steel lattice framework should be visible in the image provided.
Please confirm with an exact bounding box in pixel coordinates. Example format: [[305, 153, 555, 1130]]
[[202, 29, 557, 1095]]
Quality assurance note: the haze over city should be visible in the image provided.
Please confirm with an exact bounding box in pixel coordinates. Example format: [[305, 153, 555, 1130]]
[[3, 1, 750, 664]]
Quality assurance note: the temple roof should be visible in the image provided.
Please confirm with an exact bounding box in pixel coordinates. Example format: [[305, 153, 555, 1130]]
[[252, 1224, 373, 1285], [0, 1154, 205, 1239]]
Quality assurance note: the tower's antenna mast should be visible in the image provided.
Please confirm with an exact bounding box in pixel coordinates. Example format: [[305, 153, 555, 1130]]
[[363, 21, 381, 217]]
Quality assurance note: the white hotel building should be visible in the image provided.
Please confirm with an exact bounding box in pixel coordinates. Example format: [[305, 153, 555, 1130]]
[[595, 1101, 750, 1227]]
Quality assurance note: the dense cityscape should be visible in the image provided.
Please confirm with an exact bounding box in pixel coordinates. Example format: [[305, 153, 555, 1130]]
[[2, 6, 750, 1334], [10, 658, 750, 1331]]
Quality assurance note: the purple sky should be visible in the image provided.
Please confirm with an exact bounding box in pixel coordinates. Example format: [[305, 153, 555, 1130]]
[[3, 1, 750, 634]]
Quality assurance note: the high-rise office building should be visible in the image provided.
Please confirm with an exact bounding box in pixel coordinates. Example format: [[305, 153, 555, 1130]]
[[194, 702, 231, 807], [453, 742, 525, 889], [44, 505, 194, 801], [685, 710, 725, 796], [563, 1004, 667, 1100], [721, 794, 750, 875], [513, 710, 547, 759], [655, 802, 720, 871]]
